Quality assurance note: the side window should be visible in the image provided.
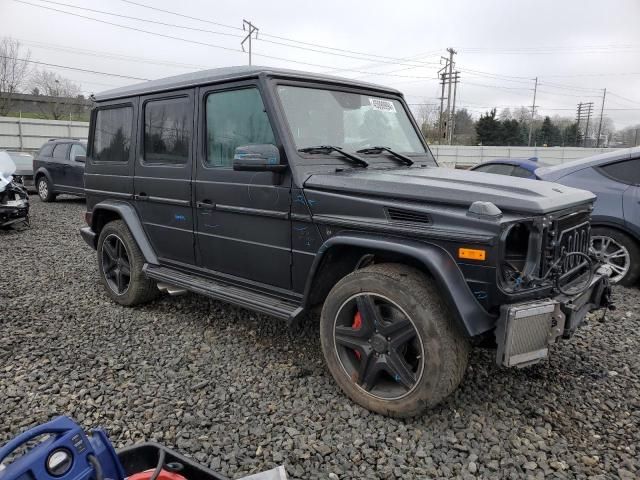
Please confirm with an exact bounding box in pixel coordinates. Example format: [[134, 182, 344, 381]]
[[52, 143, 68, 160], [599, 159, 640, 185], [93, 106, 133, 163], [70, 143, 86, 162], [512, 166, 534, 179], [39, 143, 54, 157], [205, 88, 275, 168], [144, 97, 191, 165], [475, 163, 515, 176]]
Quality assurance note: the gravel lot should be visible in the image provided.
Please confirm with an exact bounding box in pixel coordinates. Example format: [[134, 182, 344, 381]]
[[1, 196, 639, 479]]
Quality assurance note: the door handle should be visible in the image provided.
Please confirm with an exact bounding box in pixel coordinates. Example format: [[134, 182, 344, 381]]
[[196, 199, 215, 209], [135, 192, 148, 201]]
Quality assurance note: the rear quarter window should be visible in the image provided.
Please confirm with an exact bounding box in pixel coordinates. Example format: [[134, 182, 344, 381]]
[[598, 158, 640, 185], [93, 105, 134, 163]]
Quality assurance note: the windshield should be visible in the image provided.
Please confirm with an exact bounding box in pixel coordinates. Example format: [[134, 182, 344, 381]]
[[277, 85, 427, 156]]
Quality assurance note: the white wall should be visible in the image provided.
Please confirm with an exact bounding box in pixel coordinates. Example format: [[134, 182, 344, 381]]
[[0, 116, 89, 152], [430, 145, 620, 168]]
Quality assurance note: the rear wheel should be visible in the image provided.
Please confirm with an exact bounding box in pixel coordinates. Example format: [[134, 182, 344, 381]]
[[97, 220, 159, 306], [37, 176, 56, 202], [591, 227, 640, 286], [320, 263, 469, 417]]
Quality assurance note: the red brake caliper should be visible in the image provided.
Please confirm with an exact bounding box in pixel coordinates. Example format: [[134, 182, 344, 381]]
[[352, 311, 362, 360]]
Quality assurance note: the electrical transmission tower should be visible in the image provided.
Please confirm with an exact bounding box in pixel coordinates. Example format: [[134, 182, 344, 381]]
[[576, 102, 594, 147], [241, 20, 259, 65], [437, 48, 459, 144]]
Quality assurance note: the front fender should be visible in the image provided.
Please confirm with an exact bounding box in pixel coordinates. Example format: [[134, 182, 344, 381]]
[[89, 200, 159, 265], [303, 233, 496, 337]]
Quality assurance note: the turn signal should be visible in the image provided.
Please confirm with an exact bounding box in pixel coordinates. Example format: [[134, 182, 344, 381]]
[[458, 248, 486, 261]]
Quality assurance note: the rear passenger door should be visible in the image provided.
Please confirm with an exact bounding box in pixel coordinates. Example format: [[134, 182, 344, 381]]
[[133, 90, 195, 266], [50, 142, 69, 187]]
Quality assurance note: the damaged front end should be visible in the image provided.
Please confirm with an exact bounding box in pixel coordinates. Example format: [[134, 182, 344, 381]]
[[0, 151, 30, 229]]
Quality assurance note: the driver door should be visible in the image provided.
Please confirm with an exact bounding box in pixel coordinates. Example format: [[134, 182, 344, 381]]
[[194, 82, 291, 289]]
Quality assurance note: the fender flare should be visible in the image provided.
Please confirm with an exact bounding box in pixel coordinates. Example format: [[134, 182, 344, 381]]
[[302, 233, 496, 337], [34, 167, 53, 188], [90, 200, 159, 265], [591, 216, 640, 244]]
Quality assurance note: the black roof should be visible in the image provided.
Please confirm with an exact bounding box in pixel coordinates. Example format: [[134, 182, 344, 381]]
[[94, 66, 402, 101]]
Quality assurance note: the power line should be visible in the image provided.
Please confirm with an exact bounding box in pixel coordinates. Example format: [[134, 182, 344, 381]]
[[119, 0, 443, 67], [11, 0, 444, 79], [17, 38, 211, 71], [31, 0, 442, 68], [0, 55, 150, 80]]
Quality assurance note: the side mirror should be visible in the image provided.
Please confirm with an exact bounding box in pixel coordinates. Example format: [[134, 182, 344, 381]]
[[74, 155, 86, 163], [233, 144, 286, 172]]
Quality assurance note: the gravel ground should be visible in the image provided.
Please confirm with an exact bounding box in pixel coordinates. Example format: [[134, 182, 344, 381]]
[[1, 196, 639, 480]]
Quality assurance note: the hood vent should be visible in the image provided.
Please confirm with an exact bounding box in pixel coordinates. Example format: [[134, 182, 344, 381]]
[[386, 207, 432, 225]]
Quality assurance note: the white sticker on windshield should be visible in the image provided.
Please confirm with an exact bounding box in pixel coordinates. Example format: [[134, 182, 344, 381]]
[[369, 98, 397, 113]]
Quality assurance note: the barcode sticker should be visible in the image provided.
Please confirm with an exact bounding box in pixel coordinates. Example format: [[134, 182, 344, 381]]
[[369, 98, 397, 113]]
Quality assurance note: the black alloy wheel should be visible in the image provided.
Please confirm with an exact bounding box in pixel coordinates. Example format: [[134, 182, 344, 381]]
[[333, 293, 424, 401], [101, 233, 131, 295]]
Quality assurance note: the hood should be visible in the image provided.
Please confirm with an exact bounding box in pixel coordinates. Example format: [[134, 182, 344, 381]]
[[0, 151, 16, 192], [304, 166, 596, 215]]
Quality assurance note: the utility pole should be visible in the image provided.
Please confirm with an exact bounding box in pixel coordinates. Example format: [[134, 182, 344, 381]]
[[596, 88, 607, 147], [241, 20, 259, 65], [445, 48, 456, 144], [576, 102, 594, 147], [527, 77, 538, 147], [438, 70, 446, 142], [448, 71, 460, 144]]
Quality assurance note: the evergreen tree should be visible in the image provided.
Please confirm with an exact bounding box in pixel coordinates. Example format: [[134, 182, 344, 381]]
[[537, 116, 562, 146], [501, 119, 525, 145], [475, 109, 502, 145]]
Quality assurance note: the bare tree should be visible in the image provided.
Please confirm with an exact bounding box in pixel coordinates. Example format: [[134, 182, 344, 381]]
[[0, 37, 31, 115], [30, 70, 83, 120]]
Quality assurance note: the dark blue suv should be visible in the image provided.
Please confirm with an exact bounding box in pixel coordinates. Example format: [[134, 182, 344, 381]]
[[33, 139, 87, 202]]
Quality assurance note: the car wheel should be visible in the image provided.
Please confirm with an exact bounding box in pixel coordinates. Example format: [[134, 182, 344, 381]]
[[591, 227, 640, 286], [320, 263, 469, 417], [97, 220, 160, 306], [37, 176, 56, 202]]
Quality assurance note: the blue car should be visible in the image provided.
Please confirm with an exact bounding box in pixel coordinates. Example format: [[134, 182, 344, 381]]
[[471, 149, 640, 285], [470, 157, 544, 179]]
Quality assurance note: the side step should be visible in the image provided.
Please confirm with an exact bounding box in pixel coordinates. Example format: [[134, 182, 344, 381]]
[[143, 264, 301, 321]]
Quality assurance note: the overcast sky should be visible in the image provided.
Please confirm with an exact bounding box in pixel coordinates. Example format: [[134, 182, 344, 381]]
[[2, 0, 639, 128]]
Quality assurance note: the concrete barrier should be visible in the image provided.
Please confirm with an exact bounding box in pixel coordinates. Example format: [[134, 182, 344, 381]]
[[430, 145, 620, 168], [0, 116, 89, 152]]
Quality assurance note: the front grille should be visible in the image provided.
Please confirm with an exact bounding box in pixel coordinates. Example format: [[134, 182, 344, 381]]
[[542, 211, 592, 282]]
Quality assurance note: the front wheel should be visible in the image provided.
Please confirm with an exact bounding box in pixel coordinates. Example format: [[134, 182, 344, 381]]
[[591, 227, 640, 285], [320, 263, 469, 417]]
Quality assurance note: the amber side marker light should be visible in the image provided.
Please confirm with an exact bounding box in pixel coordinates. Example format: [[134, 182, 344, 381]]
[[458, 248, 486, 261]]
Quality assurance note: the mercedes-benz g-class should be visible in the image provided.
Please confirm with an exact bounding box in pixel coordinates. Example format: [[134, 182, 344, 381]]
[[80, 66, 611, 417]]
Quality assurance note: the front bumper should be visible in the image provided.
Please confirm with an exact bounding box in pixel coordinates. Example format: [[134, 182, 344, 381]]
[[0, 200, 29, 227], [496, 268, 611, 367], [80, 226, 97, 249]]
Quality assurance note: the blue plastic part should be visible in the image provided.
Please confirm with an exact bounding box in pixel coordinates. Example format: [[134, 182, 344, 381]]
[[0, 416, 125, 480]]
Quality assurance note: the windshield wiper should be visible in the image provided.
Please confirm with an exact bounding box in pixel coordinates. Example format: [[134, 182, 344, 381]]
[[298, 145, 368, 168], [356, 146, 414, 166]]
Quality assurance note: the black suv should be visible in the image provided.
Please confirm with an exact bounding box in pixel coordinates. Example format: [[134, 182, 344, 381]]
[[33, 138, 87, 202], [80, 66, 611, 417]]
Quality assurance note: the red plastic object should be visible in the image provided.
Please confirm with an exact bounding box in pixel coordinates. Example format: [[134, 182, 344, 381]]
[[128, 469, 187, 480]]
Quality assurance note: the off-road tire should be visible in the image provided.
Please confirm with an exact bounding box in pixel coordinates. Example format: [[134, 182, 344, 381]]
[[97, 220, 159, 306], [36, 176, 56, 202], [320, 263, 469, 417], [592, 227, 640, 286]]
